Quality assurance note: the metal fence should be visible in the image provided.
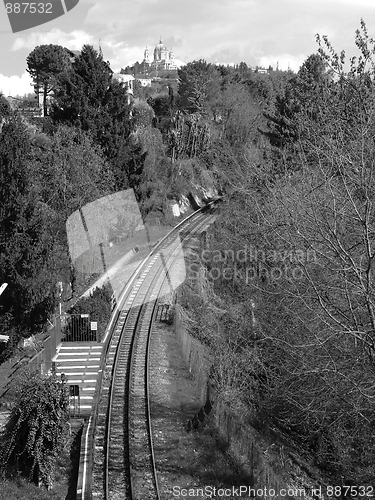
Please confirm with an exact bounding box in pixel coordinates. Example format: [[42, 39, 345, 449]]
[[2, 312, 98, 397], [0, 316, 63, 400], [62, 313, 98, 342]]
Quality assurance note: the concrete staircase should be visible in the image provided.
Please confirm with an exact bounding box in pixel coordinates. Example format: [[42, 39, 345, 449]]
[[53, 342, 103, 418]]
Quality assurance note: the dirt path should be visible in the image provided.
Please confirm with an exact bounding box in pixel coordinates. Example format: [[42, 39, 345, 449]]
[[149, 320, 253, 500]]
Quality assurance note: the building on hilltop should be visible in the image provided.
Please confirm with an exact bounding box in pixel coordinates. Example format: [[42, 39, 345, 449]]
[[137, 78, 152, 87], [6, 95, 42, 118], [143, 38, 178, 72], [120, 39, 182, 79]]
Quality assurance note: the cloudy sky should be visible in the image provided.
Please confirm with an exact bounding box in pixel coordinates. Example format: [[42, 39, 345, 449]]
[[0, 0, 374, 96]]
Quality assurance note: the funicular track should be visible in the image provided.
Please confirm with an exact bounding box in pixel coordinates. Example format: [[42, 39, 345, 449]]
[[78, 203, 218, 500]]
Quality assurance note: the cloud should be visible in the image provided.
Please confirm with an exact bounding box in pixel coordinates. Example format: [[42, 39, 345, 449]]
[[310, 0, 375, 5], [2, 0, 375, 85], [83, 0, 259, 64], [106, 45, 145, 72], [12, 28, 94, 51], [45, 0, 371, 70], [0, 72, 34, 97]]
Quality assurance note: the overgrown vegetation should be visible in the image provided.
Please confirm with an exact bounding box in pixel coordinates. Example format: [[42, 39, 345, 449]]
[[180, 20, 375, 484], [2, 19, 375, 488], [0, 371, 69, 488], [0, 42, 278, 354]]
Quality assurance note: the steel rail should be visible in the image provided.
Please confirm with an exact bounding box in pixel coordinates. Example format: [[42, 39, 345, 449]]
[[145, 298, 161, 500], [141, 207, 219, 497], [77, 200, 219, 500], [104, 211, 213, 499]]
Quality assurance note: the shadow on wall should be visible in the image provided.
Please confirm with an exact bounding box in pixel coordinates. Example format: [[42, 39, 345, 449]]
[[186, 398, 213, 432]]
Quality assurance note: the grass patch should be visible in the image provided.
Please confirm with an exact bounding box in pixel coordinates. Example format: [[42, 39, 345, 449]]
[[187, 420, 252, 486], [0, 477, 63, 500]]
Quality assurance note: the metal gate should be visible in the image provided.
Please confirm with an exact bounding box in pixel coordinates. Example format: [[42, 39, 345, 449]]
[[62, 313, 97, 342], [69, 384, 81, 417]]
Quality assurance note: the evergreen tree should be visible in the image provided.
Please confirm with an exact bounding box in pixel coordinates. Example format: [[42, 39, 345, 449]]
[[262, 53, 332, 174], [26, 44, 72, 116], [50, 44, 112, 129], [178, 60, 222, 116], [50, 45, 142, 192], [0, 92, 11, 120], [0, 117, 58, 342]]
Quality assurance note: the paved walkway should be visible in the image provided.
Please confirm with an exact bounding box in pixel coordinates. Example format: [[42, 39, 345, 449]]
[[53, 342, 103, 418]]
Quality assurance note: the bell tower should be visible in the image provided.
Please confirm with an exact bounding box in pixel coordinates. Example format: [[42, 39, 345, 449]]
[[144, 46, 150, 64]]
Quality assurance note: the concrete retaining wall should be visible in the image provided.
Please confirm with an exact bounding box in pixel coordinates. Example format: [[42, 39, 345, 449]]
[[214, 399, 289, 496], [174, 304, 212, 406]]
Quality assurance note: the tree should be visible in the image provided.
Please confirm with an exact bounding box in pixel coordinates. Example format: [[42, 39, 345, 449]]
[[31, 125, 115, 219], [26, 44, 71, 116], [215, 82, 264, 147], [238, 61, 249, 75], [148, 93, 174, 135], [28, 125, 116, 294], [167, 112, 211, 161], [0, 92, 11, 121], [249, 165, 375, 480], [238, 21, 375, 481], [187, 20, 375, 483], [0, 115, 30, 342], [0, 117, 60, 343], [132, 100, 155, 130], [98, 78, 134, 168], [50, 45, 139, 192], [50, 44, 112, 128], [262, 53, 332, 174], [0, 371, 69, 488], [178, 60, 222, 116]]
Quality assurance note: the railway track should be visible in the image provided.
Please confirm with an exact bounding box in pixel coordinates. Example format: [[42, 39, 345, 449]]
[[78, 203, 218, 500]]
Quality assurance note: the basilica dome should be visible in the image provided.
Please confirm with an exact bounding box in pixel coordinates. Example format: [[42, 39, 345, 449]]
[[143, 38, 178, 71], [154, 39, 168, 61]]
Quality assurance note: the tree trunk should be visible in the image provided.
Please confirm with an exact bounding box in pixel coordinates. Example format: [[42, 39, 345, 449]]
[[43, 82, 48, 117]]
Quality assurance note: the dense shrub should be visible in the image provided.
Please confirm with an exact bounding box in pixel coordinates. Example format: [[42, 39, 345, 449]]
[[0, 371, 69, 488]]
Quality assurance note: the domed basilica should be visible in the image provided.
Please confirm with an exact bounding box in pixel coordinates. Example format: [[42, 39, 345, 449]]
[[143, 39, 177, 71]]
